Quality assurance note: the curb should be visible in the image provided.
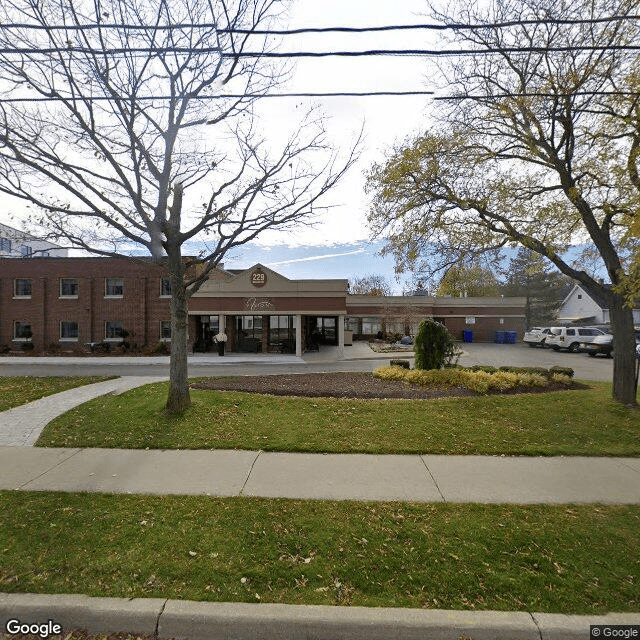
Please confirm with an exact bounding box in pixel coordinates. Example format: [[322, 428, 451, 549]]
[[2, 593, 639, 640]]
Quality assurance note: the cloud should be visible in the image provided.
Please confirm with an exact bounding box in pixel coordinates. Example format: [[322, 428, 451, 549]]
[[265, 247, 367, 267]]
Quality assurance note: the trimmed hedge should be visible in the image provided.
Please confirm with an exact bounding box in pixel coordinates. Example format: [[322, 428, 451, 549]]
[[374, 365, 573, 394]]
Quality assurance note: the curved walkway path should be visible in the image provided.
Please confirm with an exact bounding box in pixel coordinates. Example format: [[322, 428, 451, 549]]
[[0, 376, 167, 446]]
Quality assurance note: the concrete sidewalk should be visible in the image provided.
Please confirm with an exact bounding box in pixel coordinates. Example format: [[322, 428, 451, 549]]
[[2, 592, 639, 640], [0, 376, 167, 446], [1, 446, 639, 503]]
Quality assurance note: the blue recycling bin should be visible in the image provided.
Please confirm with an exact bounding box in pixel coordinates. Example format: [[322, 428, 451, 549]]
[[463, 330, 473, 343], [495, 331, 506, 344], [506, 331, 518, 344]]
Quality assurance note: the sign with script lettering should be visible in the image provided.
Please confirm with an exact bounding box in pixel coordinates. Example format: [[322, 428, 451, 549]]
[[244, 297, 275, 311]]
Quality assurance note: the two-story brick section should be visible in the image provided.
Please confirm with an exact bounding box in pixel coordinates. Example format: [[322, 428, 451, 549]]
[[0, 258, 526, 355]]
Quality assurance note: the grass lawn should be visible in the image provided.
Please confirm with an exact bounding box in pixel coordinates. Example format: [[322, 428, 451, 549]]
[[0, 376, 114, 412], [37, 380, 640, 456], [0, 491, 637, 614]]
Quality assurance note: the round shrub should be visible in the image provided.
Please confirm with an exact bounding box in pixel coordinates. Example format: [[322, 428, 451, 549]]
[[414, 319, 459, 370]]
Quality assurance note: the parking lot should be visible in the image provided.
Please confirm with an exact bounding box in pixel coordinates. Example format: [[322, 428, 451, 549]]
[[457, 342, 614, 381]]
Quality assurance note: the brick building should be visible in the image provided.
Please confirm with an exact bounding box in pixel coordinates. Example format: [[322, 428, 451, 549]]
[[0, 258, 526, 355]]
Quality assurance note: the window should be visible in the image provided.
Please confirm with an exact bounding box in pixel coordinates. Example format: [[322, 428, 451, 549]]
[[19, 245, 33, 258], [105, 321, 124, 340], [361, 317, 381, 335], [14, 278, 32, 297], [60, 278, 78, 297], [105, 277, 124, 297], [0, 238, 11, 252], [160, 320, 172, 340], [160, 277, 172, 297], [345, 317, 360, 332], [14, 322, 32, 340], [238, 315, 263, 339], [60, 321, 79, 341]]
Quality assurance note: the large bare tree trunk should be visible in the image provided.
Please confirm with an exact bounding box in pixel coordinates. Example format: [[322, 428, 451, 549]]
[[166, 259, 191, 415], [610, 297, 638, 406]]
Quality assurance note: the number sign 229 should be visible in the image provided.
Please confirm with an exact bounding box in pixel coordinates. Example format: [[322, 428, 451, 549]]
[[251, 269, 267, 288]]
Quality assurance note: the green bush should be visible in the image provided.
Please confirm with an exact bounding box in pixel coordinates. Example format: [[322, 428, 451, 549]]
[[373, 365, 567, 394], [414, 319, 459, 370], [470, 365, 498, 374], [550, 366, 575, 379]]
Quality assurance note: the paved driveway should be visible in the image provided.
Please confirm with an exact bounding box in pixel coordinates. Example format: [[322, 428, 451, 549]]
[[0, 341, 616, 381], [457, 342, 614, 382]]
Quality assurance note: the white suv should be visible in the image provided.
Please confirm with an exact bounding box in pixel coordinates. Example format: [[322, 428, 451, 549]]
[[546, 327, 606, 352]]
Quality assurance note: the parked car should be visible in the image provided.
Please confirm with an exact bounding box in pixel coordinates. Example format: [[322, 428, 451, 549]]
[[582, 330, 640, 358], [546, 326, 607, 352], [581, 333, 613, 357], [522, 327, 553, 348]]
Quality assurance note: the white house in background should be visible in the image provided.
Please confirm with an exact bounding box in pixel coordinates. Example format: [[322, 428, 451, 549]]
[[0, 222, 68, 258], [558, 283, 640, 326]]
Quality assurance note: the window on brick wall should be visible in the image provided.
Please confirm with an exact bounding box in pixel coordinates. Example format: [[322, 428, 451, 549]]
[[160, 320, 172, 340], [14, 278, 32, 297], [160, 277, 172, 297], [105, 321, 124, 340], [60, 278, 78, 297], [361, 317, 382, 335], [60, 321, 79, 341], [14, 321, 32, 340], [105, 277, 124, 297]]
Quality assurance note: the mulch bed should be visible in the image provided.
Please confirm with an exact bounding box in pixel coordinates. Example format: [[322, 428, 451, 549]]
[[190, 372, 584, 400]]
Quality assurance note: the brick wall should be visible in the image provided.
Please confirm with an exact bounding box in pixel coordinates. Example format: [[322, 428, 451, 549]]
[[0, 257, 171, 353]]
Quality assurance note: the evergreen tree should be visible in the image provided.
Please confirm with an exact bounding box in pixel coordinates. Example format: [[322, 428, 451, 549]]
[[500, 249, 572, 329]]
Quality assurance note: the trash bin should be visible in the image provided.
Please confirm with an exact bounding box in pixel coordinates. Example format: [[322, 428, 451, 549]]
[[495, 331, 506, 344], [463, 330, 473, 343], [506, 331, 518, 344]]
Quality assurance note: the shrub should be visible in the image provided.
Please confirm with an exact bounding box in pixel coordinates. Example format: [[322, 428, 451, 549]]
[[390, 359, 410, 369], [373, 365, 562, 394], [516, 373, 549, 387], [373, 366, 408, 381], [550, 366, 574, 379], [551, 373, 573, 385], [414, 319, 459, 370], [152, 341, 170, 355], [470, 365, 498, 374], [21, 341, 35, 352]]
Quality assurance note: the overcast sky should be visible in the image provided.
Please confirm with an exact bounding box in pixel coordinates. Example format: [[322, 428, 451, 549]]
[[253, 0, 439, 247]]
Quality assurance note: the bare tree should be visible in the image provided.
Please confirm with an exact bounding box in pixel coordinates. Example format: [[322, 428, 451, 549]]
[[367, 0, 640, 405], [0, 0, 358, 413], [349, 274, 393, 296]]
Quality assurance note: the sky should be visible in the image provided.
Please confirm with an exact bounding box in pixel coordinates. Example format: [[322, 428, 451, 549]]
[[0, 0, 444, 292], [219, 0, 439, 291], [251, 0, 438, 247]]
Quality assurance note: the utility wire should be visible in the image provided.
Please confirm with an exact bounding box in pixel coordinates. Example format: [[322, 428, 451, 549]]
[[219, 15, 640, 34], [219, 45, 640, 58], [1, 45, 639, 56], [0, 91, 636, 104], [0, 15, 638, 32], [0, 90, 436, 102]]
